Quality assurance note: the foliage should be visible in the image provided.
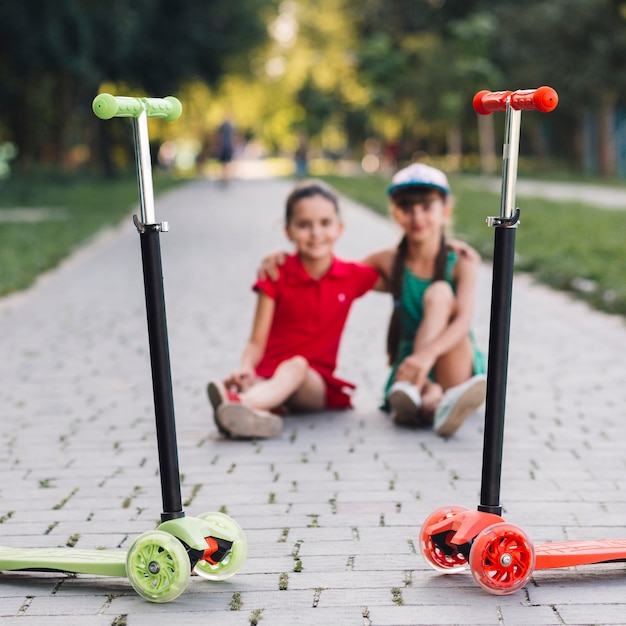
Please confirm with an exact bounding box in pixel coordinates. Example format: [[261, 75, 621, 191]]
[[0, 0, 277, 172], [4, 0, 626, 175], [176, 0, 373, 159], [351, 0, 501, 156], [492, 0, 626, 112], [488, 0, 626, 171]]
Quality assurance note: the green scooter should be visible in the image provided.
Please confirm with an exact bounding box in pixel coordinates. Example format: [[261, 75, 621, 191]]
[[0, 94, 247, 603]]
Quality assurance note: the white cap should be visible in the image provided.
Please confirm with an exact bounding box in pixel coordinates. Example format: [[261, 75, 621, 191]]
[[387, 163, 450, 196]]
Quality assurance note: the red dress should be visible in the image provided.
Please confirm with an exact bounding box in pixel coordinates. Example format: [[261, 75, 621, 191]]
[[254, 254, 378, 408]]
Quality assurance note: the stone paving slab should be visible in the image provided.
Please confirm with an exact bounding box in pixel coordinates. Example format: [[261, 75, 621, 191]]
[[1, 177, 626, 624]]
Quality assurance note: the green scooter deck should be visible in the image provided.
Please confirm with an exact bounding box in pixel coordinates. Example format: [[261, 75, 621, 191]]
[[0, 546, 127, 577]]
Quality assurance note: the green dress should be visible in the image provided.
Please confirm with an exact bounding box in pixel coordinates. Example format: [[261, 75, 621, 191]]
[[384, 250, 486, 401]]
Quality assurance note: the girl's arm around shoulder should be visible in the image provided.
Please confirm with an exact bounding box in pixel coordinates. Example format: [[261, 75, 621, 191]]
[[257, 250, 288, 282], [360, 248, 396, 293], [448, 239, 481, 263]]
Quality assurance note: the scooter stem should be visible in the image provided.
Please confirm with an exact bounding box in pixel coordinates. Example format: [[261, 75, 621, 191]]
[[139, 227, 184, 521], [479, 102, 521, 515], [132, 112, 184, 522], [133, 111, 156, 225], [500, 106, 521, 220]]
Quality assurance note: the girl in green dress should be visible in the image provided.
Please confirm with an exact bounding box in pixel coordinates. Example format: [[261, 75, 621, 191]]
[[362, 163, 486, 436]]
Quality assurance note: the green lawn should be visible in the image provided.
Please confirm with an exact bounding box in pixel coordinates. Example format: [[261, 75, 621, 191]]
[[322, 173, 626, 318], [0, 174, 181, 297]]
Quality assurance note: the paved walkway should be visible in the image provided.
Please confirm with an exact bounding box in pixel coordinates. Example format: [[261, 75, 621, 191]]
[[1, 177, 626, 625]]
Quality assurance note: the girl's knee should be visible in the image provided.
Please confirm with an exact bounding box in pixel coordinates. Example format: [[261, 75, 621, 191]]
[[276, 355, 309, 382], [423, 281, 455, 311]]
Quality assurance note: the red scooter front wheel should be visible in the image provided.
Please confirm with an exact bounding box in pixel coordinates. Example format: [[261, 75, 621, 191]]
[[419, 506, 469, 572], [469, 523, 535, 595]]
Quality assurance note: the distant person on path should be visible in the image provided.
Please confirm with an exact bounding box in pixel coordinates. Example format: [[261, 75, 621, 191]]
[[259, 164, 487, 437], [207, 180, 380, 439], [294, 131, 309, 177], [217, 116, 235, 182]]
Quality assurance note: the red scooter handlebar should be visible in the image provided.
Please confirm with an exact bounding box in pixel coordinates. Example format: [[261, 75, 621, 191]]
[[473, 86, 558, 115]]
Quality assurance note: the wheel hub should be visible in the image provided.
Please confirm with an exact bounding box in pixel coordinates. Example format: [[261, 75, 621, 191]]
[[499, 553, 512, 567], [148, 561, 161, 574]]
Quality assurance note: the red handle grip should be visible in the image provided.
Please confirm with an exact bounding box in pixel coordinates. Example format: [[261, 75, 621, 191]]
[[473, 86, 558, 115]]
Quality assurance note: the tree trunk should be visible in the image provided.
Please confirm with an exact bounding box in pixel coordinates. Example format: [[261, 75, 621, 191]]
[[477, 113, 497, 174], [55, 74, 75, 170], [446, 124, 462, 172], [598, 96, 617, 177]]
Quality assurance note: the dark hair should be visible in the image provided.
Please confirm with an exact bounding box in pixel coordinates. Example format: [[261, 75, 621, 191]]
[[285, 180, 340, 224], [385, 186, 450, 365], [389, 185, 446, 210]]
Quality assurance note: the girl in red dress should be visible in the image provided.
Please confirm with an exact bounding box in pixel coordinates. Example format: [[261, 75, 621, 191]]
[[208, 181, 380, 438]]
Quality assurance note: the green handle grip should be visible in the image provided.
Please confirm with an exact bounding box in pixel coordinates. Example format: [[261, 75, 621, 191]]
[[92, 93, 182, 121]]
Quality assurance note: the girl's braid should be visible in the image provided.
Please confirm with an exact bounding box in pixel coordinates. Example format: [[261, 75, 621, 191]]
[[433, 232, 449, 282], [386, 235, 408, 365]]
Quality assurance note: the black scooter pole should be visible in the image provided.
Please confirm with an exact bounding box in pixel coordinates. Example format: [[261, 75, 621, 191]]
[[479, 222, 517, 515], [132, 114, 184, 522], [478, 102, 522, 516], [139, 226, 184, 521]]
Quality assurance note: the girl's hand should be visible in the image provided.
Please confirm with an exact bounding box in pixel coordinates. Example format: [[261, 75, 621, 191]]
[[448, 239, 480, 263], [394, 352, 436, 390], [257, 250, 288, 281], [224, 367, 256, 392]]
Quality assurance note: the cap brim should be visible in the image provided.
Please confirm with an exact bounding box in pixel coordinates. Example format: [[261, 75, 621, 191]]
[[387, 181, 450, 196]]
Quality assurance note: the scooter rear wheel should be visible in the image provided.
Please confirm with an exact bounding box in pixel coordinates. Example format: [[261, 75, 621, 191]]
[[419, 505, 469, 572], [126, 530, 190, 603], [469, 522, 535, 595], [193, 511, 247, 581]]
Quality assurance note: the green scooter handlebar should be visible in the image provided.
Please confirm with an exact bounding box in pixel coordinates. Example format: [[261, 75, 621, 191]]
[[92, 93, 182, 121]]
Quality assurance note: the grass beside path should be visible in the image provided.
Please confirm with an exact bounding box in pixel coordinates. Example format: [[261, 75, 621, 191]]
[[323, 174, 626, 318], [0, 174, 181, 297]]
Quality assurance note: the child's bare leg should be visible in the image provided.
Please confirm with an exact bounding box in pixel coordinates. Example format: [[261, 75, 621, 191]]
[[392, 282, 456, 390], [389, 281, 455, 421], [240, 356, 324, 411], [433, 337, 474, 390], [413, 281, 456, 352], [285, 368, 326, 411], [419, 381, 443, 424], [416, 281, 474, 390]]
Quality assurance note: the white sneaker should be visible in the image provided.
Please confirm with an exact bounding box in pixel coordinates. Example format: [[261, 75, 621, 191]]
[[388, 381, 423, 427], [433, 375, 487, 437]]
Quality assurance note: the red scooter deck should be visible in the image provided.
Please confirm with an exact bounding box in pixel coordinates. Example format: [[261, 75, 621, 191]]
[[535, 539, 626, 569]]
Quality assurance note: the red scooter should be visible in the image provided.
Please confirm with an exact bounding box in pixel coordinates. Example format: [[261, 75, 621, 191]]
[[420, 87, 626, 595]]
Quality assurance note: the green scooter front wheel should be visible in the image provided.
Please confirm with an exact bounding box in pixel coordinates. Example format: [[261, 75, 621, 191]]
[[126, 530, 190, 602], [193, 511, 247, 581]]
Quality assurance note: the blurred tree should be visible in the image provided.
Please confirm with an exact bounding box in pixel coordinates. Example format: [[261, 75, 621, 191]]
[[3, 0, 626, 177], [0, 0, 277, 174], [352, 0, 500, 166], [274, 0, 369, 157], [492, 0, 626, 174], [189, 0, 369, 160]]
